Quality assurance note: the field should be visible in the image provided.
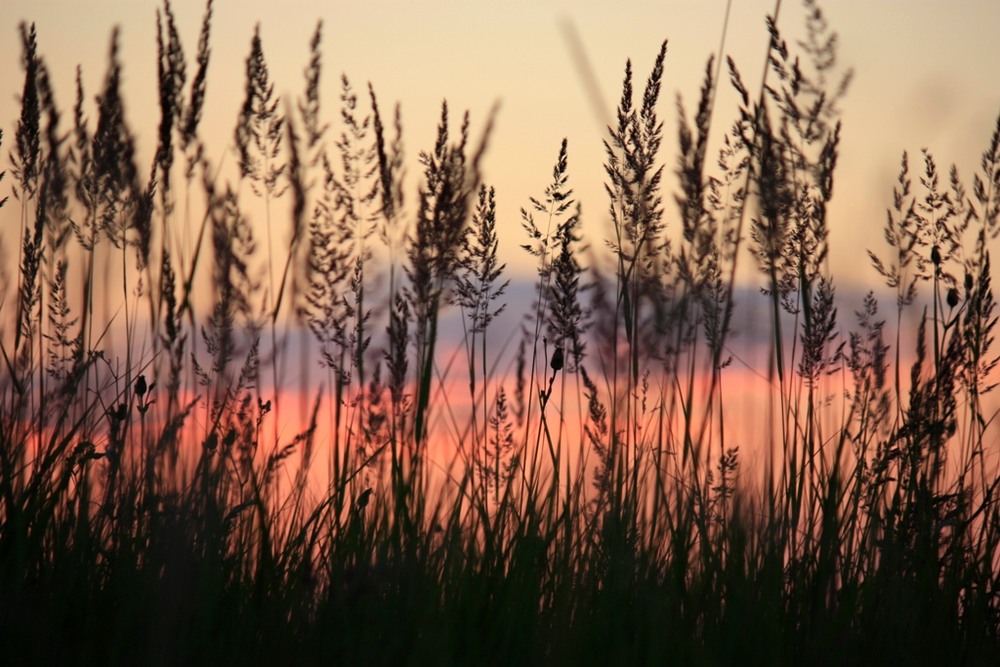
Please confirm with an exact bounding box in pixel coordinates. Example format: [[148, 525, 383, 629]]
[[2, 0, 1000, 663]]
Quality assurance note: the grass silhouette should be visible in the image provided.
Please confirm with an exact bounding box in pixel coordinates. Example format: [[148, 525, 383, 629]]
[[1, 0, 999, 663]]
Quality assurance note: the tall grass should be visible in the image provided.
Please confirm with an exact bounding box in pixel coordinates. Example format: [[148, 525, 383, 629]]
[[2, 0, 1000, 663]]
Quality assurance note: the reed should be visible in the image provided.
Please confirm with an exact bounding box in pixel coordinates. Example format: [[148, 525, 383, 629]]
[[1, 1, 999, 664]]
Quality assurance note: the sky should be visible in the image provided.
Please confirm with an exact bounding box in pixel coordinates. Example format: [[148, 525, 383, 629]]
[[1, 1, 999, 462], [3, 0, 999, 286]]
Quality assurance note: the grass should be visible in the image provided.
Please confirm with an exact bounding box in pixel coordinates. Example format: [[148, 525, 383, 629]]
[[2, 0, 1000, 664]]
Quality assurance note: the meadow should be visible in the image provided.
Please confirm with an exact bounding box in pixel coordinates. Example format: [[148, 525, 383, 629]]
[[2, 0, 1000, 663]]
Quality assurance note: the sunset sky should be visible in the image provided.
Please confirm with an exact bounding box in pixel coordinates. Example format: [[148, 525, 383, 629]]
[[2, 1, 999, 457], [3, 0, 999, 285]]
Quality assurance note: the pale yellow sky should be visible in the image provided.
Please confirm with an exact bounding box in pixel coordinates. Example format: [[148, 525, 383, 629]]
[[3, 0, 999, 462], [2, 0, 999, 286]]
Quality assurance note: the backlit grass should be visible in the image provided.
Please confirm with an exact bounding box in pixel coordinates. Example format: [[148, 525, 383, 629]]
[[2, 1, 1000, 664]]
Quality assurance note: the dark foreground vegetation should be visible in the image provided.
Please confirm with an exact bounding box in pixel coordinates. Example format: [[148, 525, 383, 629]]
[[2, 0, 1000, 663]]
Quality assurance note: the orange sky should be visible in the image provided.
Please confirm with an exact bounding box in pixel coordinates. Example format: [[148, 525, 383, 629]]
[[2, 1, 999, 480], [3, 0, 999, 285]]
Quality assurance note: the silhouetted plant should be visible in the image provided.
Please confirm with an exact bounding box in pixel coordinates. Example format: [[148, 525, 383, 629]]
[[1, 3, 1000, 665]]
